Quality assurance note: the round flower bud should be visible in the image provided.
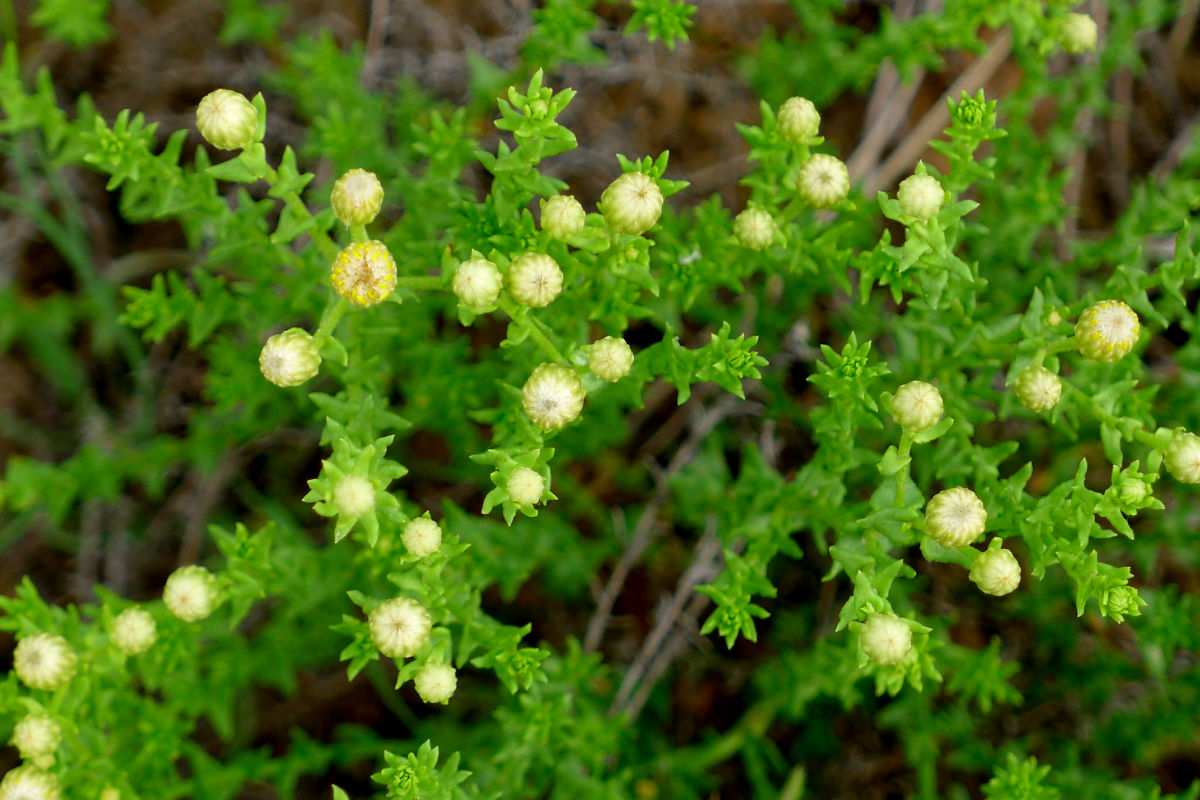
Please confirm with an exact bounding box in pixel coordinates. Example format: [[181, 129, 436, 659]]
[[12, 715, 61, 768], [540, 195, 586, 240], [1013, 366, 1062, 413], [163, 565, 219, 623], [925, 487, 987, 548], [13, 634, 76, 691], [777, 96, 820, 143], [507, 253, 563, 308], [522, 363, 586, 431], [589, 336, 634, 382], [1060, 12, 1098, 54], [599, 172, 663, 236], [860, 613, 912, 666], [331, 241, 397, 308], [733, 208, 775, 250], [1075, 300, 1139, 362], [506, 467, 546, 506], [402, 517, 442, 559], [413, 662, 457, 704], [368, 597, 432, 660], [195, 89, 258, 151], [330, 168, 384, 228], [452, 257, 503, 309], [891, 381, 943, 434], [110, 607, 157, 655], [259, 328, 321, 388], [1119, 478, 1151, 506], [333, 475, 375, 518], [797, 153, 849, 208], [897, 173, 945, 221], [1164, 430, 1200, 484], [100, 788, 120, 800], [0, 766, 60, 800], [969, 545, 1021, 596]]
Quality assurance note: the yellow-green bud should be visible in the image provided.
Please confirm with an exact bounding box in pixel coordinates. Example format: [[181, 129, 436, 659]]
[[777, 97, 820, 143], [797, 154, 849, 208], [733, 208, 775, 250], [13, 633, 76, 691], [196, 89, 258, 151], [368, 597, 432, 659], [890, 381, 943, 433], [163, 565, 219, 622], [12, 715, 61, 769], [1059, 13, 1098, 54], [522, 363, 585, 431], [600, 172, 663, 236], [540, 195, 586, 240], [860, 613, 912, 666], [332, 475, 375, 518], [508, 253, 563, 307], [331, 241, 397, 308], [110, 607, 157, 655], [589, 336, 634, 382], [452, 257, 503, 309], [401, 517, 442, 559], [0, 766, 60, 800], [413, 662, 457, 704], [506, 467, 546, 506], [969, 544, 1021, 596], [259, 328, 321, 387], [1013, 366, 1062, 413], [925, 487, 987, 548], [1164, 430, 1200, 484], [331, 168, 384, 228], [897, 173, 945, 221], [1075, 300, 1139, 362]]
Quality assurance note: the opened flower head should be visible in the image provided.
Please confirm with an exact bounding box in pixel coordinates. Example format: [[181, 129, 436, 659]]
[[1075, 300, 1139, 362], [797, 153, 849, 208], [331, 241, 397, 307]]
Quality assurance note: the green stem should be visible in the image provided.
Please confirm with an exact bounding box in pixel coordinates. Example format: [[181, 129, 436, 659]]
[[526, 316, 567, 364], [1045, 335, 1079, 355], [316, 297, 349, 338], [395, 275, 446, 291], [263, 166, 339, 260], [350, 225, 368, 243], [895, 432, 913, 509]]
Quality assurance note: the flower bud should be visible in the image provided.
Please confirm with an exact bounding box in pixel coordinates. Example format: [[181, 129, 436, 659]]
[[402, 517, 442, 559], [797, 153, 849, 208], [777, 97, 820, 143], [333, 475, 375, 518], [897, 173, 945, 221], [331, 241, 397, 308], [1059, 13, 1098, 54], [860, 613, 912, 666], [1075, 300, 1139, 362], [1118, 478, 1151, 506], [522, 363, 585, 431], [1164, 430, 1200, 484], [506, 467, 546, 506], [413, 662, 457, 704], [0, 767, 59, 800], [540, 195, 586, 240], [259, 328, 321, 387], [196, 89, 258, 151], [890, 381, 943, 434], [330, 168, 384, 228], [13, 634, 76, 691], [507, 253, 563, 308], [163, 565, 219, 622], [969, 544, 1021, 596], [1013, 366, 1062, 413], [600, 172, 663, 236], [110, 607, 157, 655], [12, 715, 61, 768], [589, 336, 634, 382], [368, 597, 432, 659], [925, 487, 987, 548], [733, 208, 775, 250], [452, 257, 503, 309]]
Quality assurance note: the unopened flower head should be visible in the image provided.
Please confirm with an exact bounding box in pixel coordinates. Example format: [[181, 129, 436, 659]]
[[541, 195, 586, 240], [522, 363, 586, 431], [413, 662, 457, 704], [589, 336, 634, 382], [1060, 12, 1098, 54], [733, 208, 775, 250], [333, 474, 375, 518], [331, 241, 397, 308], [196, 89, 258, 151], [891, 380, 943, 433], [1013, 366, 1062, 413], [13, 634, 76, 691], [925, 487, 987, 548], [163, 565, 219, 622], [1164, 430, 1200, 484], [0, 766, 60, 800], [259, 328, 321, 387], [402, 517, 442, 559], [600, 172, 663, 236], [1119, 478, 1151, 506], [777, 96, 820, 143], [368, 596, 432, 660], [860, 613, 912, 666], [12, 715, 61, 768], [897, 173, 945, 221], [1075, 300, 1139, 362], [507, 253, 563, 308], [452, 257, 503, 308], [110, 607, 157, 655], [331, 168, 384, 228], [506, 467, 546, 506], [970, 544, 1021, 596], [797, 153, 849, 208]]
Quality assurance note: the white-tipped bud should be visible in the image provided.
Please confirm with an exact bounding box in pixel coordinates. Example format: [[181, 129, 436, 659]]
[[164, 565, 219, 622], [797, 153, 849, 208], [540, 195, 586, 240], [897, 173, 945, 221], [331, 241, 397, 308], [196, 89, 258, 151], [368, 597, 432, 660], [506, 467, 546, 507], [413, 662, 458, 704], [12, 715, 61, 768], [1059, 13, 1098, 54], [1075, 300, 1139, 362], [733, 208, 775, 250], [969, 544, 1021, 596], [891, 381, 944, 434], [777, 97, 820, 143], [332, 475, 375, 518], [589, 337, 634, 382], [860, 613, 912, 666], [1164, 430, 1200, 484], [259, 328, 321, 387], [522, 363, 585, 431], [600, 172, 663, 236], [13, 634, 76, 691], [402, 517, 442, 559], [331, 169, 384, 228], [110, 607, 157, 655], [452, 257, 503, 309], [508, 253, 563, 308], [0, 766, 60, 800], [925, 487, 987, 548], [1013, 366, 1062, 413]]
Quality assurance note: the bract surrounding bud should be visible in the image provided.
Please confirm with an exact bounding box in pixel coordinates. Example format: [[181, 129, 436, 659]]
[[777, 97, 820, 143], [13, 634, 76, 691], [0, 766, 60, 800], [1075, 300, 1139, 362], [970, 544, 1021, 596], [452, 257, 503, 308], [1013, 366, 1062, 413], [507, 467, 546, 506], [368, 597, 432, 659], [331, 168, 384, 228], [925, 487, 987, 548], [589, 337, 634, 382], [797, 154, 849, 208], [541, 195, 586, 240], [163, 565, 219, 622], [196, 89, 258, 151], [402, 517, 442, 559], [333, 475, 375, 518], [331, 241, 397, 308], [413, 662, 458, 704], [891, 381, 943, 434], [1164, 430, 1200, 484], [1060, 13, 1098, 54], [507, 253, 563, 308], [522, 363, 586, 431], [600, 172, 663, 235], [259, 328, 321, 387], [12, 715, 61, 768], [110, 607, 157, 655], [897, 173, 945, 221], [860, 613, 912, 666], [733, 208, 775, 250]]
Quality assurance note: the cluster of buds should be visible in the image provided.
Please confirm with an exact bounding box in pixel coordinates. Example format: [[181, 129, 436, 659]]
[[11, 714, 61, 768], [0, 766, 60, 800], [1059, 12, 1099, 54], [368, 596, 432, 660]]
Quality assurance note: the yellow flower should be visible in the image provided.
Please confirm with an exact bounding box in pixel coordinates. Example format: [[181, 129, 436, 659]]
[[331, 241, 397, 307]]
